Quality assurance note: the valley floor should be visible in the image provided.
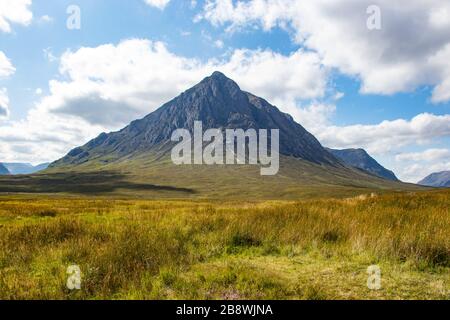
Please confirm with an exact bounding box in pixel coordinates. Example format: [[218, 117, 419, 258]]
[[0, 190, 448, 300]]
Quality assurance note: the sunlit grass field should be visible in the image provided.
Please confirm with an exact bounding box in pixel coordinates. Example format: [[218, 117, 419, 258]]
[[0, 190, 448, 300]]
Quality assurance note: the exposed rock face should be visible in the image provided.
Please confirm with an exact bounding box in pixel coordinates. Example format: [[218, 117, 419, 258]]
[[53, 71, 340, 167], [418, 171, 450, 187], [326, 148, 399, 181]]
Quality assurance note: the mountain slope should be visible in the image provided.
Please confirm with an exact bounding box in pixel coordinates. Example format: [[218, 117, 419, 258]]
[[40, 71, 421, 198], [3, 162, 50, 175], [52, 72, 339, 167], [418, 171, 450, 187], [0, 163, 10, 175], [326, 148, 399, 181]]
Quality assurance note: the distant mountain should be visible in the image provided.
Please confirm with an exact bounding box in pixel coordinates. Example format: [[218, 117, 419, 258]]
[[326, 148, 399, 181], [39, 72, 416, 198], [418, 171, 450, 187], [3, 162, 50, 175], [33, 163, 51, 172], [0, 163, 10, 175]]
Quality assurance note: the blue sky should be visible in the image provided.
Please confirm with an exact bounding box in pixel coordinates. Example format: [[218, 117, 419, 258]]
[[1, 0, 449, 182]]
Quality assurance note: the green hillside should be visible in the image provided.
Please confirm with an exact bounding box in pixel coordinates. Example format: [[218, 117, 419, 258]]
[[0, 153, 424, 199]]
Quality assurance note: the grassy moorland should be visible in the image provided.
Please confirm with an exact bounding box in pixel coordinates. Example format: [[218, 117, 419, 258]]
[[0, 190, 448, 300]]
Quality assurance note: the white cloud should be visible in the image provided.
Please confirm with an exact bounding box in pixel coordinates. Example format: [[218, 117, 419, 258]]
[[46, 40, 208, 126], [0, 109, 104, 164], [333, 92, 344, 101], [2, 37, 448, 168], [1, 36, 449, 183], [43, 47, 57, 63], [429, 4, 450, 29], [310, 113, 450, 183], [395, 148, 450, 162], [0, 52, 14, 120], [222, 49, 328, 105], [214, 39, 224, 49], [316, 113, 450, 155], [285, 104, 450, 182], [0, 51, 15, 78], [0, 38, 328, 163], [392, 148, 450, 182], [0, 35, 448, 178], [198, 0, 450, 102], [0, 0, 33, 33], [0, 88, 10, 118], [35, 39, 327, 127], [400, 161, 450, 183], [144, 0, 170, 10], [277, 102, 336, 135], [39, 15, 53, 24], [430, 44, 450, 103]]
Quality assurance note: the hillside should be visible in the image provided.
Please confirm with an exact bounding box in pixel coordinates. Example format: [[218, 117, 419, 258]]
[[3, 162, 50, 175], [0, 163, 10, 175], [1, 72, 423, 198], [326, 148, 399, 181], [52, 72, 338, 167], [418, 171, 450, 187]]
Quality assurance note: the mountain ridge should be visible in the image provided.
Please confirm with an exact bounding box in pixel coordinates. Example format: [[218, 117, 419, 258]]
[[326, 148, 399, 181], [36, 71, 422, 198], [418, 171, 450, 187], [52, 71, 340, 168], [3, 162, 50, 175], [0, 163, 10, 175]]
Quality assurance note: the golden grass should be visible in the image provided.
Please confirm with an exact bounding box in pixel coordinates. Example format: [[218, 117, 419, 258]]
[[0, 190, 448, 300]]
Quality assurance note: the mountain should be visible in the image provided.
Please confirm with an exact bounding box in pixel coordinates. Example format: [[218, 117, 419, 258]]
[[326, 148, 399, 181], [32, 71, 418, 198], [418, 171, 450, 187], [0, 163, 10, 175], [33, 163, 51, 172], [3, 162, 50, 175], [53, 71, 338, 167]]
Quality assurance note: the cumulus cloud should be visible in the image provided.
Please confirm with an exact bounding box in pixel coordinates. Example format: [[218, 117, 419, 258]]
[[282, 102, 336, 134], [214, 39, 224, 48], [311, 113, 450, 183], [222, 49, 328, 105], [0, 88, 9, 118], [392, 148, 450, 182], [35, 39, 327, 127], [395, 148, 450, 162], [2, 37, 449, 168], [38, 15, 53, 24], [316, 113, 450, 155], [399, 161, 450, 183], [0, 51, 15, 78], [290, 106, 450, 183], [144, 0, 170, 10], [430, 44, 450, 103], [0, 52, 14, 120], [0, 0, 33, 33], [0, 104, 105, 163], [0, 38, 328, 163], [198, 0, 450, 102]]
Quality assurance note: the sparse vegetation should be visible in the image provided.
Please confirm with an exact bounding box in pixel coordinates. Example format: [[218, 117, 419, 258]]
[[0, 190, 448, 300]]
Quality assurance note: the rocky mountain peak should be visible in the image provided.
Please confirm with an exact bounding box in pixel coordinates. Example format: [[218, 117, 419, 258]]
[[52, 72, 340, 167]]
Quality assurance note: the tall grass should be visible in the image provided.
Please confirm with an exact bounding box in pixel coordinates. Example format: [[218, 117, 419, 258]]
[[0, 191, 448, 299]]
